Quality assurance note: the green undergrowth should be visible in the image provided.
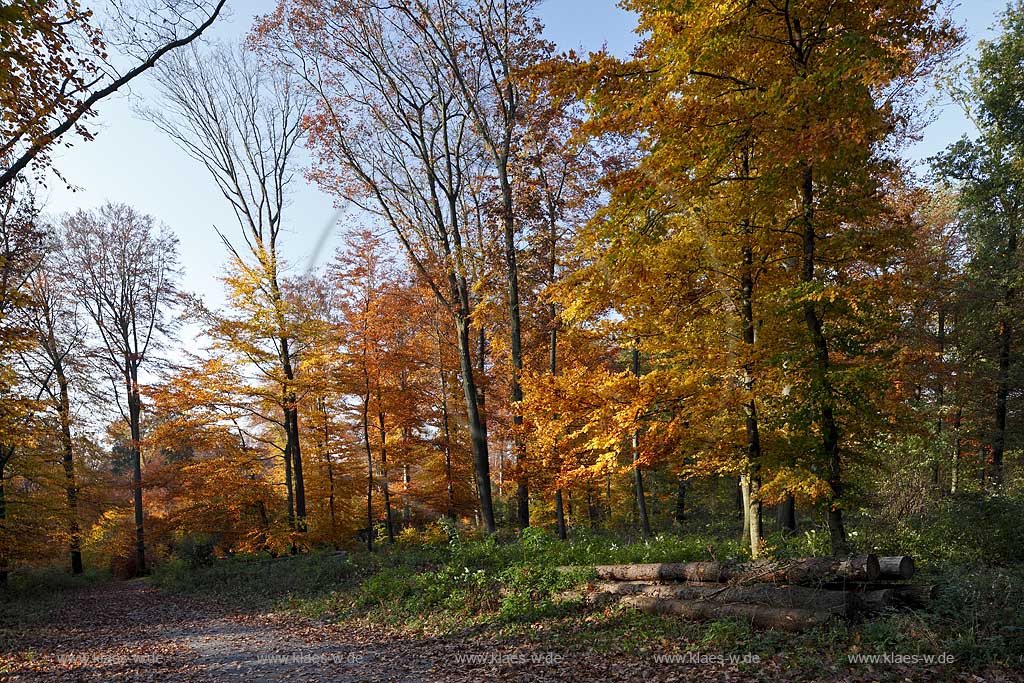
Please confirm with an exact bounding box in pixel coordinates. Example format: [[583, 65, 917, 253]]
[[148, 522, 1023, 671]]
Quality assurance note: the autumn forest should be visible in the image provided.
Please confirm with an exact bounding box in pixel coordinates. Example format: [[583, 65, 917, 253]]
[[1, 0, 1023, 680]]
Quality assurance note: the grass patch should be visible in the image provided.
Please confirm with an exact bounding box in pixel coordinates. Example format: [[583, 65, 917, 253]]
[[149, 523, 1024, 670]]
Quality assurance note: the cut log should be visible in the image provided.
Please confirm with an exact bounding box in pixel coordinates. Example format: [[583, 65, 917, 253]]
[[892, 584, 937, 606], [620, 595, 833, 632], [877, 556, 915, 580], [559, 556, 877, 585], [828, 583, 938, 607], [577, 581, 852, 616], [560, 562, 727, 583], [857, 589, 895, 611], [738, 555, 880, 585]]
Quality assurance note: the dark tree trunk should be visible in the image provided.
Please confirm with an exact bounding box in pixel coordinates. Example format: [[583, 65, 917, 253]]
[[321, 399, 337, 541], [282, 396, 295, 530], [55, 357, 82, 575], [631, 347, 651, 538], [779, 494, 796, 532], [799, 164, 847, 555], [0, 458, 8, 586], [361, 377, 374, 552], [934, 307, 946, 489], [377, 411, 395, 544], [279, 327, 306, 532], [127, 363, 146, 575], [499, 163, 529, 530], [674, 476, 687, 527], [456, 315, 494, 532], [550, 306, 566, 541]]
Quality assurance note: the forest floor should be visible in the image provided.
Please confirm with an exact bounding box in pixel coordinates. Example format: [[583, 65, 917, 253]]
[[1, 577, 1022, 683], [0, 578, 755, 682]]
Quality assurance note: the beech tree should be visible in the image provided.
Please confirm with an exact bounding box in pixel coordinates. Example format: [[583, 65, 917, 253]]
[[254, 1, 499, 532], [933, 1, 1024, 488], [146, 42, 312, 531], [62, 202, 179, 575], [21, 250, 90, 575]]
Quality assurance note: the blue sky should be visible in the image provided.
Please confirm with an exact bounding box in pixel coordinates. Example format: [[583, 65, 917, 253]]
[[43, 0, 1006, 314]]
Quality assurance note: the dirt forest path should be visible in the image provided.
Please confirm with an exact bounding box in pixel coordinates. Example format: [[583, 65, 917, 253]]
[[1, 580, 1005, 682], [0, 580, 653, 682]]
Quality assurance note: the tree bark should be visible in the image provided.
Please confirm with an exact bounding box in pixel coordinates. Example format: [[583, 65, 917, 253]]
[[951, 406, 962, 494], [457, 316, 494, 532], [799, 164, 847, 555], [877, 556, 915, 580], [361, 376, 374, 552], [779, 493, 796, 532], [631, 347, 651, 538], [126, 362, 146, 575], [377, 410, 395, 544], [55, 355, 82, 574], [674, 476, 687, 527]]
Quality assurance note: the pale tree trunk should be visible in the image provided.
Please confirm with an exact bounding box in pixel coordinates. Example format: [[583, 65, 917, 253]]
[[951, 406, 962, 494], [740, 203, 763, 558]]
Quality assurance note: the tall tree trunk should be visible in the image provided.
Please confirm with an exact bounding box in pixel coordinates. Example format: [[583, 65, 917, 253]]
[[799, 164, 847, 555], [55, 356, 82, 574], [321, 399, 337, 542], [282, 395, 295, 530], [127, 363, 146, 575], [951, 406, 962, 494], [377, 410, 395, 544], [361, 382, 374, 552], [740, 206, 763, 559], [934, 307, 946, 489], [276, 294, 306, 532], [456, 316, 495, 532], [439, 369, 455, 520], [675, 475, 687, 527], [992, 317, 1012, 489], [740, 475, 751, 545], [550, 304, 566, 541], [403, 463, 411, 527], [0, 457, 8, 586], [991, 230, 1016, 490], [631, 347, 651, 538], [779, 494, 796, 532]]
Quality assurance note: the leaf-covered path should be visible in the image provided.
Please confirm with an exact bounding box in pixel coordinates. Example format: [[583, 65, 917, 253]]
[[1, 580, 1014, 682], [0, 580, 670, 682]]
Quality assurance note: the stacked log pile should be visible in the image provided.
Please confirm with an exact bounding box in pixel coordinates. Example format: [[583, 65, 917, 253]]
[[558, 554, 933, 632]]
